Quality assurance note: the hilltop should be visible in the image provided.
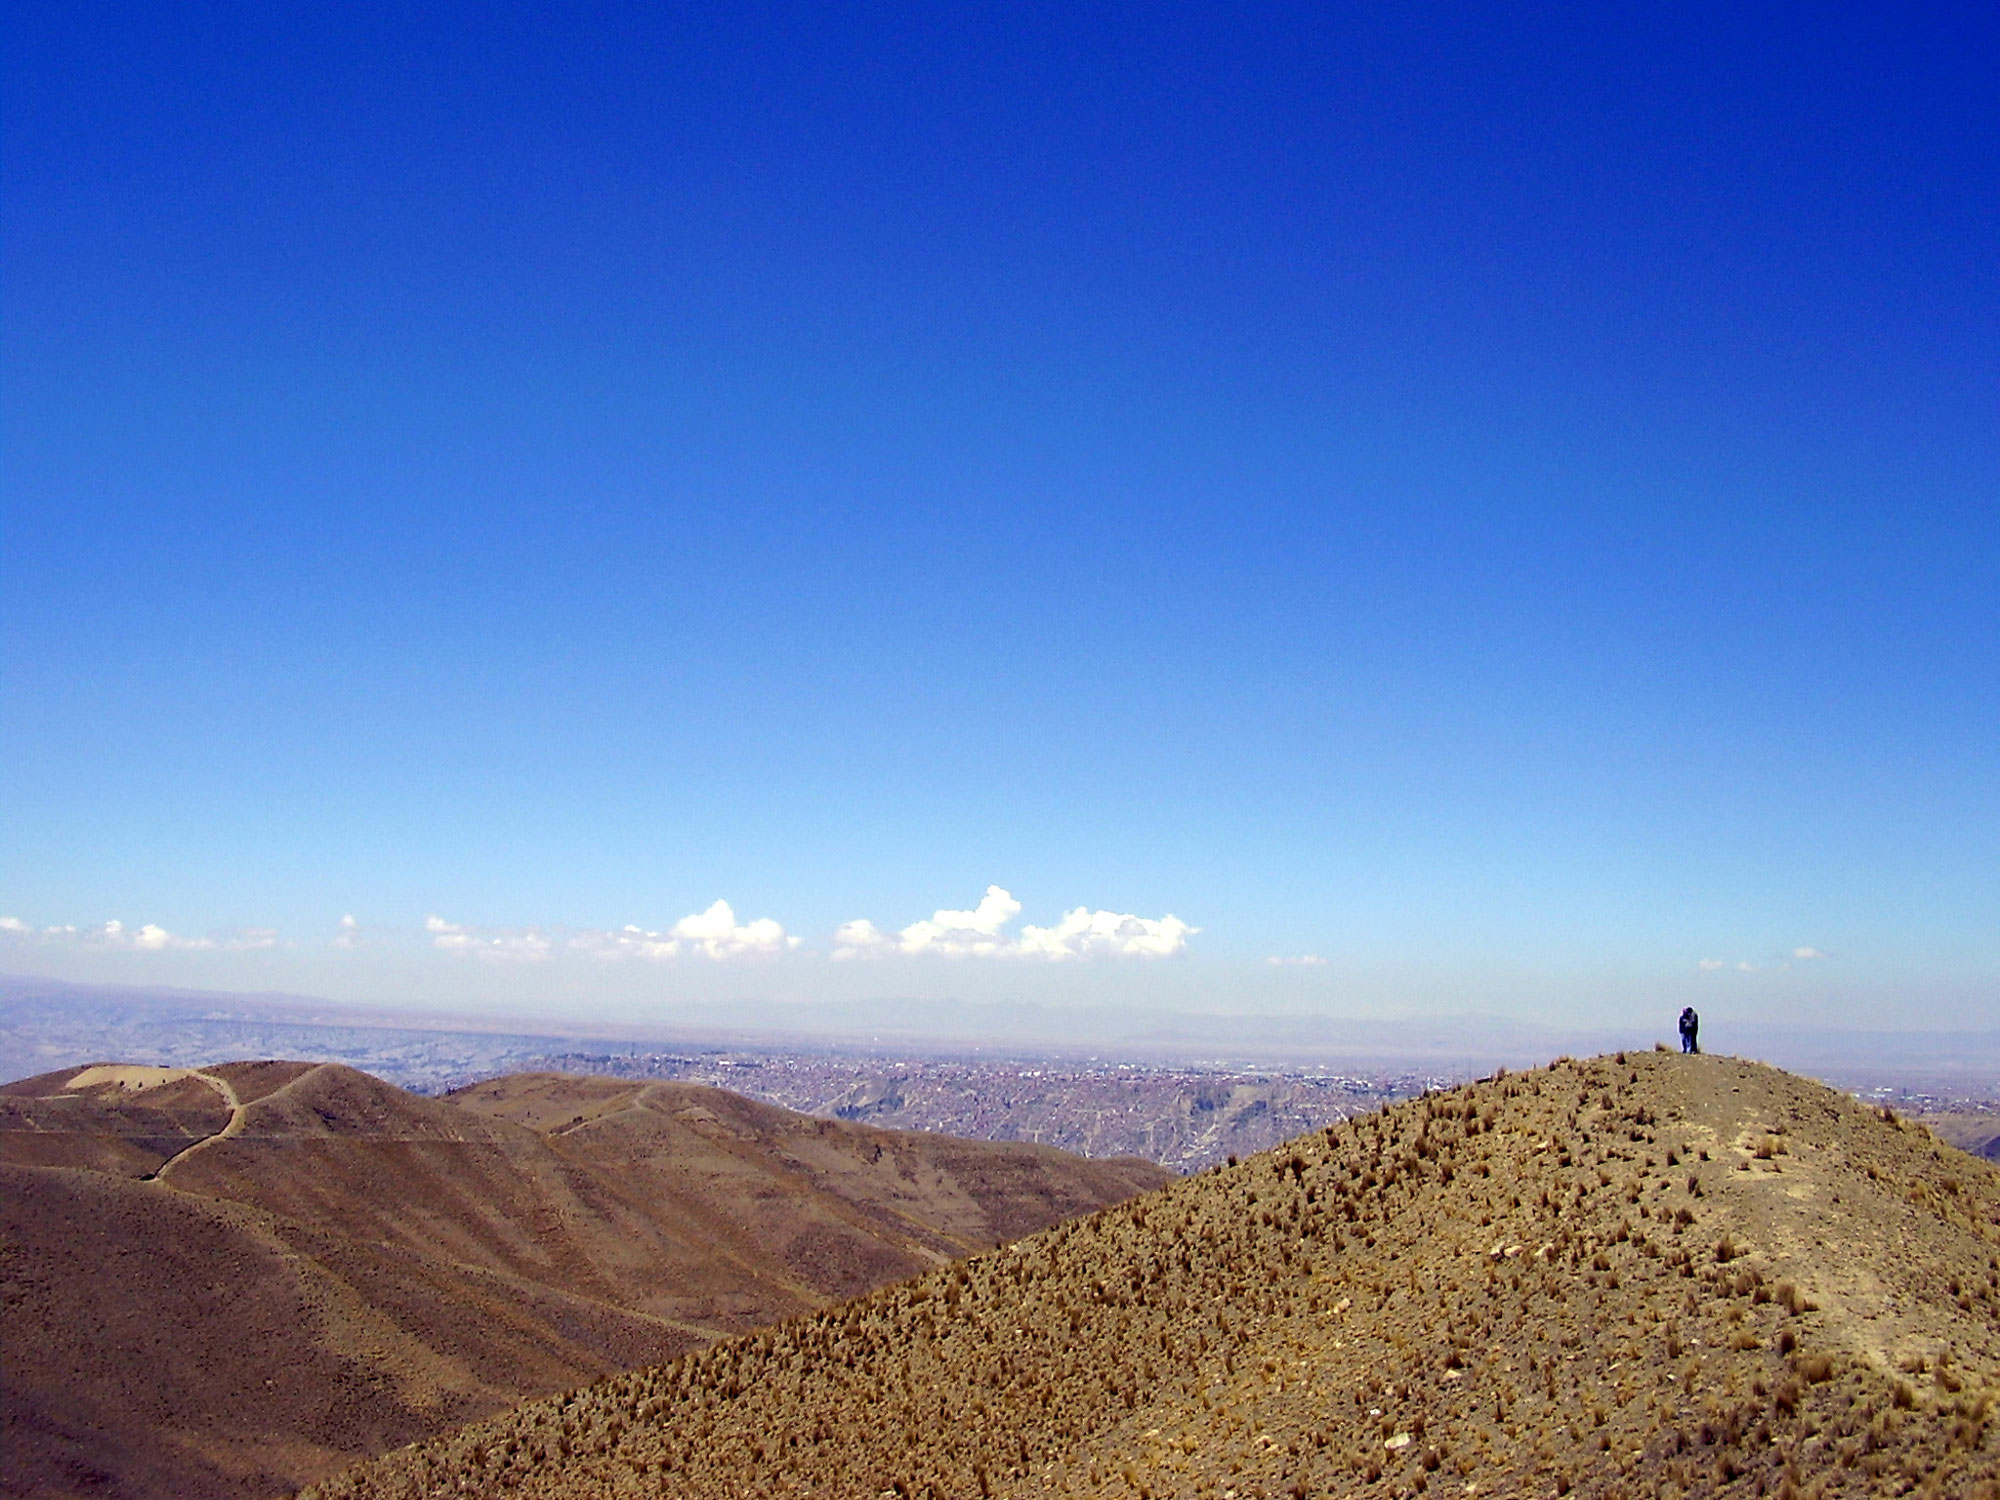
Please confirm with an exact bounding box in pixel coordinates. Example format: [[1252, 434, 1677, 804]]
[[307, 1052, 2000, 1500], [0, 1063, 1164, 1500]]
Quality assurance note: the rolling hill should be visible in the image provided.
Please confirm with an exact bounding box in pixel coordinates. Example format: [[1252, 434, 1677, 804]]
[[304, 1051, 2000, 1500], [0, 1063, 1166, 1500]]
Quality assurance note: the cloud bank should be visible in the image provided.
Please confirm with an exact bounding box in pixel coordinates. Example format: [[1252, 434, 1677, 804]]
[[570, 900, 798, 962], [425, 915, 553, 963], [833, 886, 1196, 961], [9, 893, 1180, 968], [0, 916, 276, 951], [425, 902, 795, 964]]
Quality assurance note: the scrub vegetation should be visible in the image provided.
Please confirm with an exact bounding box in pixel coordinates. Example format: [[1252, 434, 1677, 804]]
[[307, 1052, 2000, 1500]]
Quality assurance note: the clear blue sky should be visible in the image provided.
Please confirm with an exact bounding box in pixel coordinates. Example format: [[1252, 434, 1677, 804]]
[[3, 4, 1994, 1029]]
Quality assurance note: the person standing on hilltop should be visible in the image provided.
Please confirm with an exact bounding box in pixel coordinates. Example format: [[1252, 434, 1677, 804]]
[[1678, 1007, 1700, 1054]]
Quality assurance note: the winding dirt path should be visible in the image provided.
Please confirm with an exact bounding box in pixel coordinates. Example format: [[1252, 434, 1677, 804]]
[[151, 1069, 246, 1181]]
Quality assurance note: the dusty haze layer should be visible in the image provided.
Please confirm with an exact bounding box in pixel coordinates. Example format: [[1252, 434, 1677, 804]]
[[307, 1052, 2000, 1500], [0, 1063, 1165, 1500]]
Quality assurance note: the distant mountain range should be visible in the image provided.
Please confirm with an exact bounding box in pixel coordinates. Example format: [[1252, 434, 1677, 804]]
[[1, 1062, 1164, 1500]]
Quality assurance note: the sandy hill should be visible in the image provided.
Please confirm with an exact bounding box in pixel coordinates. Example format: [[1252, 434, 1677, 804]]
[[306, 1052, 2000, 1500], [0, 1063, 1165, 1500]]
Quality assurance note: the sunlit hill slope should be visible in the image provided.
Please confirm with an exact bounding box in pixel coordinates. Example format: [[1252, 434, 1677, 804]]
[[308, 1052, 2000, 1500]]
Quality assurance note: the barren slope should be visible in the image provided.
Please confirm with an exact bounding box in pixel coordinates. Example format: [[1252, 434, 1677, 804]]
[[307, 1052, 2000, 1500], [0, 1064, 1164, 1500]]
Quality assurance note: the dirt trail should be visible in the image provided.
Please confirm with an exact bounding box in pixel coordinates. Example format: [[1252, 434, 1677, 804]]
[[151, 1063, 334, 1182], [150, 1069, 245, 1180]]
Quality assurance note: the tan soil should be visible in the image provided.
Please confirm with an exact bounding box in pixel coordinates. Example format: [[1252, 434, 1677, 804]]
[[61, 1066, 203, 1093], [1, 1063, 1164, 1500], [304, 1052, 2000, 1500]]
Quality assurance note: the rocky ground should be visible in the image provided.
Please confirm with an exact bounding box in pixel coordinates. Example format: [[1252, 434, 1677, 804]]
[[304, 1050, 2000, 1500]]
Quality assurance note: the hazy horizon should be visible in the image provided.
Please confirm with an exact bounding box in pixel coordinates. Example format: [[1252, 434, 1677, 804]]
[[7, 972, 1997, 1094]]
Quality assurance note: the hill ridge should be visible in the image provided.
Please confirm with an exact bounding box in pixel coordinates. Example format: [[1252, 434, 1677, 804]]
[[305, 1052, 2000, 1500], [1, 1062, 1164, 1500]]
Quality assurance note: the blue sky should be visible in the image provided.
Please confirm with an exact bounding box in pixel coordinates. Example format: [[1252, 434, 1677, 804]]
[[3, 4, 1995, 1030]]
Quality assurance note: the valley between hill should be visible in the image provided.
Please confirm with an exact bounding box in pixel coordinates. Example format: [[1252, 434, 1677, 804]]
[[306, 1052, 2000, 1500], [0, 1064, 1165, 1500]]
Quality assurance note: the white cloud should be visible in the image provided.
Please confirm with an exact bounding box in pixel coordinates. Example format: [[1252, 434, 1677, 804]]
[[1736, 960, 1758, 972], [572, 924, 683, 961], [1267, 954, 1329, 967], [668, 899, 797, 960], [570, 901, 798, 962], [836, 886, 1022, 959], [1019, 907, 1197, 960], [332, 914, 362, 949], [425, 915, 552, 963], [829, 918, 895, 959], [833, 886, 1196, 961], [0, 916, 270, 952], [87, 919, 214, 951], [425, 914, 475, 950], [57, 919, 223, 951], [1792, 946, 1826, 961], [1698, 958, 1726, 970]]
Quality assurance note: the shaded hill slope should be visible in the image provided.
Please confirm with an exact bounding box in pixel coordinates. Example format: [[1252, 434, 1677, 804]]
[[0, 1064, 1164, 1500], [309, 1052, 2000, 1500]]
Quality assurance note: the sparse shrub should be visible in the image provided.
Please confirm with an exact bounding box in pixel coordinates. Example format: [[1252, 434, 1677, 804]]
[[1773, 1281, 1813, 1315]]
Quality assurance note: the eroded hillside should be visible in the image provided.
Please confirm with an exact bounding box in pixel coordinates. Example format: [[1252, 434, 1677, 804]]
[[307, 1052, 2000, 1500], [0, 1064, 1164, 1500]]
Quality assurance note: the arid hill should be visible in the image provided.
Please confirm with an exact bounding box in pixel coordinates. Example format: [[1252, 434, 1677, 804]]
[[1913, 1111, 2000, 1164], [307, 1052, 2000, 1500], [0, 1063, 1165, 1500]]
